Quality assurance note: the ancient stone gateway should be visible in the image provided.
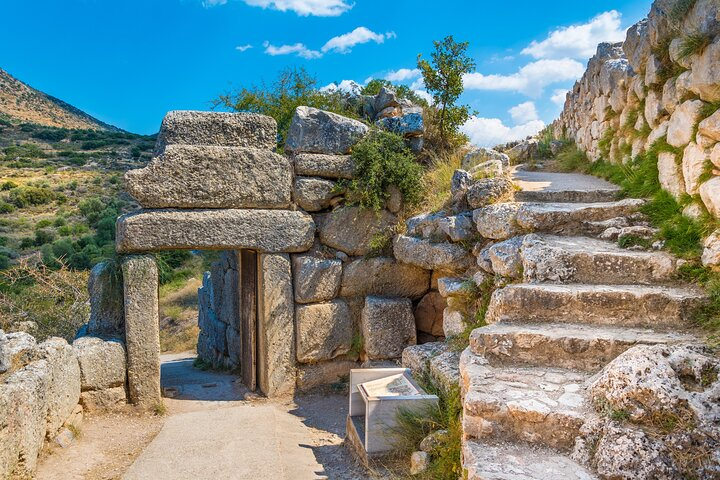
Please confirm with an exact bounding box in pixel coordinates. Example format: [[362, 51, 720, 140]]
[[116, 107, 430, 404]]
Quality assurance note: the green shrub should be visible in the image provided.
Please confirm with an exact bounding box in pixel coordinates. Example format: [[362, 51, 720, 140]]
[[343, 130, 424, 211], [669, 0, 698, 23], [34, 229, 56, 246], [0, 201, 15, 214], [8, 186, 58, 207], [678, 31, 714, 61], [0, 181, 18, 191]]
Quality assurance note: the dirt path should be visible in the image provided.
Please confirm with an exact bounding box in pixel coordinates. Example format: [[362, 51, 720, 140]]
[[37, 352, 370, 480]]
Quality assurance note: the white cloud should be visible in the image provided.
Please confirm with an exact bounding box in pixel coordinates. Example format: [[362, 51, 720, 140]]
[[509, 101, 539, 124], [462, 116, 545, 147], [262, 41, 321, 59], [522, 11, 625, 60], [463, 58, 585, 97], [384, 68, 421, 82], [242, 0, 352, 16], [551, 89, 569, 106], [413, 90, 433, 104], [321, 27, 393, 54], [235, 44, 253, 52], [320, 80, 362, 94], [202, 0, 227, 6]]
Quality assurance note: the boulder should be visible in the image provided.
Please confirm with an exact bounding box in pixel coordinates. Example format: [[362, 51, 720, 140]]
[[285, 106, 368, 154], [451, 169, 472, 196], [702, 230, 720, 267], [473, 203, 522, 240], [438, 213, 475, 242], [485, 236, 524, 278], [442, 308, 466, 337], [644, 54, 662, 87], [700, 176, 720, 217], [623, 19, 651, 72], [361, 296, 416, 360], [462, 147, 510, 170], [72, 336, 126, 391], [87, 262, 124, 338], [318, 206, 397, 256], [125, 145, 292, 209], [154, 111, 277, 153], [682, 142, 709, 195], [37, 338, 81, 437], [295, 300, 352, 363], [667, 100, 704, 148], [376, 108, 423, 137], [688, 37, 720, 102], [80, 387, 127, 413], [296, 360, 359, 391], [0, 332, 38, 375], [402, 342, 448, 375], [410, 451, 429, 475], [712, 144, 720, 169], [466, 177, 514, 209], [293, 153, 356, 179], [698, 109, 720, 142], [116, 209, 316, 254], [437, 277, 468, 298], [644, 89, 664, 129], [292, 255, 342, 304], [339, 257, 430, 300], [293, 177, 339, 212], [393, 235, 475, 271], [406, 211, 447, 240], [414, 291, 446, 337], [661, 78, 677, 115], [121, 255, 161, 408], [657, 152, 684, 198]]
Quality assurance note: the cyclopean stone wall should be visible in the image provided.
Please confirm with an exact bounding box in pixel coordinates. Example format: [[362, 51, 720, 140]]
[[554, 0, 720, 267]]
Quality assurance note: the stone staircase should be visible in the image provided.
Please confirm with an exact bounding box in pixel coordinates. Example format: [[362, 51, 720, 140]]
[[460, 171, 706, 479]]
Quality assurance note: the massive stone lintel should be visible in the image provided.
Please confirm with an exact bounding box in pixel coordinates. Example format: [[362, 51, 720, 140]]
[[125, 145, 292, 209], [115, 209, 316, 253], [155, 111, 277, 153]]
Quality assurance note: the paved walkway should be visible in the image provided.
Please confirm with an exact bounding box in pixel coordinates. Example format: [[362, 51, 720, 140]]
[[123, 353, 364, 480], [513, 168, 620, 194]]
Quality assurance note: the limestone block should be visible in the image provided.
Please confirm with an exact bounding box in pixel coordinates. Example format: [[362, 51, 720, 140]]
[[258, 253, 296, 397], [155, 110, 277, 153], [293, 177, 339, 212], [79, 386, 127, 412], [37, 338, 81, 438], [406, 211, 447, 239], [623, 19, 650, 72], [644, 54, 661, 86], [646, 120, 668, 150], [0, 332, 38, 374], [442, 308, 466, 337], [698, 109, 720, 142], [393, 235, 475, 271], [410, 451, 429, 475], [712, 143, 720, 168], [116, 209, 316, 254], [661, 78, 677, 115], [318, 206, 396, 256], [121, 255, 161, 408], [292, 255, 342, 304], [72, 336, 126, 391], [293, 153, 355, 179], [414, 291, 446, 337], [657, 152, 684, 198], [688, 36, 720, 102], [466, 177, 514, 209], [285, 106, 368, 154], [667, 100, 704, 147], [87, 262, 124, 338], [682, 142, 709, 194], [700, 176, 720, 217], [226, 327, 241, 366], [702, 230, 720, 267], [438, 213, 475, 242], [462, 147, 509, 170], [643, 89, 664, 128], [296, 360, 358, 391], [473, 203, 522, 240], [361, 296, 416, 360], [339, 257, 430, 300], [669, 37, 693, 70], [295, 300, 352, 363], [485, 236, 523, 278], [125, 145, 292, 209]]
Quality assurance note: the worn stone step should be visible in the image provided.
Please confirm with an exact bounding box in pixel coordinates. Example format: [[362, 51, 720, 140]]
[[469, 323, 697, 372], [521, 234, 681, 285], [513, 169, 621, 204], [463, 440, 598, 480], [515, 199, 644, 234], [460, 350, 594, 452], [486, 283, 706, 329]]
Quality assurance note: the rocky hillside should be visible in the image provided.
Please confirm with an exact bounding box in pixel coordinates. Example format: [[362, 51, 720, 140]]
[[0, 68, 118, 131]]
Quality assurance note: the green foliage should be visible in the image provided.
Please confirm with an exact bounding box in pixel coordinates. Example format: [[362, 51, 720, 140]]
[[0, 201, 15, 214], [417, 36, 475, 152], [360, 79, 428, 107], [556, 144, 592, 173], [213, 67, 359, 147], [343, 130, 424, 211], [700, 101, 720, 119], [678, 31, 714, 61], [8, 186, 61, 207], [447, 275, 496, 352], [669, 0, 698, 23], [0, 181, 18, 191], [154, 250, 194, 285]]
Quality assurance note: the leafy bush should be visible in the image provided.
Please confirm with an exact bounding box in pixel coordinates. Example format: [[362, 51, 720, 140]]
[[343, 130, 424, 211], [0, 201, 15, 214], [8, 186, 59, 207], [32, 128, 68, 142], [3, 144, 47, 161], [360, 79, 428, 106], [678, 31, 714, 61], [1, 181, 18, 191]]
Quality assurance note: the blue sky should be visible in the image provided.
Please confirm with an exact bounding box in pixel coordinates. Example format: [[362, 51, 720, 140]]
[[0, 0, 651, 144]]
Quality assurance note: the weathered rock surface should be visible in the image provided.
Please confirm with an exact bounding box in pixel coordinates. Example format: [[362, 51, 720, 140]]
[[293, 153, 356, 179], [393, 235, 474, 271], [37, 338, 80, 438], [318, 207, 396, 256], [285, 106, 368, 154], [292, 255, 342, 304], [0, 332, 38, 375], [702, 229, 720, 267], [116, 209, 315, 253], [72, 336, 126, 391], [473, 203, 523, 240], [682, 142, 709, 194], [700, 176, 720, 217], [295, 300, 352, 363], [339, 257, 429, 300], [121, 255, 161, 408], [484, 236, 523, 278], [466, 177, 514, 209], [155, 111, 277, 153], [296, 360, 359, 392], [438, 213, 475, 242], [125, 145, 292, 209], [413, 292, 445, 337], [87, 262, 124, 338], [462, 147, 510, 170], [515, 199, 644, 233], [361, 296, 416, 360], [657, 151, 683, 198], [293, 177, 339, 212], [667, 100, 704, 148]]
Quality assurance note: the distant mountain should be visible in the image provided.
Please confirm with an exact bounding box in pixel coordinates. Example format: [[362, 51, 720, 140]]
[[0, 68, 120, 131]]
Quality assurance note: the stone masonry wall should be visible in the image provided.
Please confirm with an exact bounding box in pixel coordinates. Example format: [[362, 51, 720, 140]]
[[554, 0, 720, 266]]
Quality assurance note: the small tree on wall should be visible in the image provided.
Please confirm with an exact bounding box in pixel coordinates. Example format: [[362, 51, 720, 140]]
[[417, 36, 476, 152]]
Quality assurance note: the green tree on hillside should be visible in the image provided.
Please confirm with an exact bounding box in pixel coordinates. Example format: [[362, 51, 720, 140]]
[[417, 36, 475, 151]]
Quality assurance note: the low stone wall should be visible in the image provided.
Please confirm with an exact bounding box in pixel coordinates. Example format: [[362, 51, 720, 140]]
[[554, 0, 720, 266], [0, 330, 127, 478]]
